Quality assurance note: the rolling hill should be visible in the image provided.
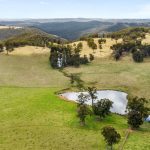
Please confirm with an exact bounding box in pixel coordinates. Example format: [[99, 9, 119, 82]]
[[33, 21, 150, 40], [3, 28, 67, 47], [1, 19, 150, 40]]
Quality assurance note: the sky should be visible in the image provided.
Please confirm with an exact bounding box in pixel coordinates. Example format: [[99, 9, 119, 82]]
[[0, 0, 150, 19]]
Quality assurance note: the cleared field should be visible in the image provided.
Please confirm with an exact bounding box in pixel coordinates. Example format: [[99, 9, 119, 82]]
[[0, 87, 149, 150], [7, 46, 50, 56], [0, 52, 69, 88]]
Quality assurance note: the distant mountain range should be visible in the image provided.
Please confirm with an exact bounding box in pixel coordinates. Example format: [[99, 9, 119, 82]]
[[0, 19, 150, 40]]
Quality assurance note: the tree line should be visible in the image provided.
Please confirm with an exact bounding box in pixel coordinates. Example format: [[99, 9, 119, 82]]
[[49, 43, 94, 68], [111, 40, 150, 62], [108, 27, 150, 62]]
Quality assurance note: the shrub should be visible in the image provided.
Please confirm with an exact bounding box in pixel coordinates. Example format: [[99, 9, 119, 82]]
[[93, 99, 113, 120], [87, 38, 97, 50], [102, 126, 121, 150], [89, 54, 94, 61], [127, 97, 149, 129], [114, 51, 121, 61], [99, 44, 102, 49], [132, 51, 144, 62], [98, 38, 106, 44], [127, 110, 143, 129], [77, 93, 90, 126]]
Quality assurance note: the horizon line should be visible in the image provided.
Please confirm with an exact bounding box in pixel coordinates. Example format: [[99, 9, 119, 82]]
[[0, 18, 150, 20]]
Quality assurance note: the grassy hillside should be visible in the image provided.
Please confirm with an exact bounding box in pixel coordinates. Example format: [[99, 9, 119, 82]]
[[70, 32, 150, 59], [5, 46, 50, 56], [0, 52, 69, 88], [71, 38, 122, 58]]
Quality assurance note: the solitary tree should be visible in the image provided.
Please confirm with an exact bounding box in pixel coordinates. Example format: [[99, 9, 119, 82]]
[[132, 50, 144, 62], [127, 97, 149, 129], [77, 104, 89, 126], [77, 93, 90, 126], [5, 41, 14, 55], [101, 126, 121, 150], [89, 54, 94, 61], [87, 87, 97, 108], [127, 110, 143, 129], [93, 99, 113, 120]]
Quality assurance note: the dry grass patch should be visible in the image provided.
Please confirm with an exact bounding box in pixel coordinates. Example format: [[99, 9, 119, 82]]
[[3, 46, 50, 56], [70, 38, 122, 58], [142, 34, 150, 44], [64, 56, 150, 100]]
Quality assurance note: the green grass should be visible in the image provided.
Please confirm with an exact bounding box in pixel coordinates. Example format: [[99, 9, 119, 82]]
[[0, 53, 150, 149], [124, 123, 150, 150], [0, 87, 139, 150], [0, 87, 149, 150]]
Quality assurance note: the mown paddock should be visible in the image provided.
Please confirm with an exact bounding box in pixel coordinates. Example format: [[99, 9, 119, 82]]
[[0, 87, 150, 150]]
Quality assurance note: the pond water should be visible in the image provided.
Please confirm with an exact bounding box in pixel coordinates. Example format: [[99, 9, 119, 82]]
[[60, 90, 128, 115], [146, 115, 150, 122]]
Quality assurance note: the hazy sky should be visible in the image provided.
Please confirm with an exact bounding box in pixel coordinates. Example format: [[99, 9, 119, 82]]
[[0, 0, 150, 19]]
